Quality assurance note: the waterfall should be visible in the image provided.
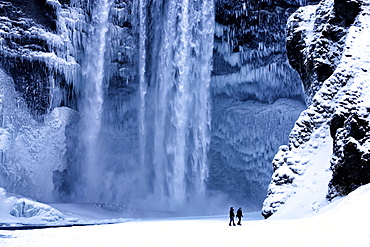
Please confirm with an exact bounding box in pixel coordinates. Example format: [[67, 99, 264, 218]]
[[139, 0, 214, 209], [0, 0, 308, 212], [79, 0, 112, 202], [137, 0, 148, 194], [74, 0, 214, 209]]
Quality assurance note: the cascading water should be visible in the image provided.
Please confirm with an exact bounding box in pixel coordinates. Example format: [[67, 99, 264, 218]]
[[137, 0, 148, 195], [78, 0, 112, 202], [70, 0, 214, 210], [139, 0, 214, 209]]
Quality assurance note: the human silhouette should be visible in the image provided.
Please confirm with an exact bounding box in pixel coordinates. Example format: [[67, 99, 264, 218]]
[[236, 207, 243, 225], [229, 207, 236, 226]]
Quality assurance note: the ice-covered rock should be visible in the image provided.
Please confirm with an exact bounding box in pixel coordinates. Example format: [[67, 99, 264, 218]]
[[0, 0, 134, 203], [10, 198, 64, 222], [209, 98, 305, 207], [210, 0, 308, 206], [0, 67, 79, 201], [0, 187, 65, 223], [0, 188, 17, 218]]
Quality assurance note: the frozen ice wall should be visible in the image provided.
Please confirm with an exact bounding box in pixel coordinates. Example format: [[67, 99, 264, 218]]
[[210, 1, 307, 207], [0, 0, 81, 201], [0, 68, 78, 201], [0, 0, 135, 203]]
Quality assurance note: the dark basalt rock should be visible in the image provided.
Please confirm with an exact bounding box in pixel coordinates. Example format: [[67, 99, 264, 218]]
[[261, 209, 273, 219], [329, 114, 346, 138], [328, 114, 370, 199], [215, 0, 300, 68], [0, 1, 60, 119], [334, 0, 361, 26], [6, 59, 51, 117], [5, 0, 57, 31]]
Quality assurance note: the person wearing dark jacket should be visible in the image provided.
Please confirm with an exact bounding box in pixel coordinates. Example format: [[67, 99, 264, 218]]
[[229, 207, 236, 226], [236, 207, 243, 225]]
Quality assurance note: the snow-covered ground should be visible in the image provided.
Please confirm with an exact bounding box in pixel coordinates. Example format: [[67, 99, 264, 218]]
[[0, 183, 369, 246]]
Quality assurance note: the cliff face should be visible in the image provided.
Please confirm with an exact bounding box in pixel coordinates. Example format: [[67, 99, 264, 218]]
[[0, 0, 59, 117], [0, 0, 136, 118], [262, 0, 370, 218], [286, 0, 359, 104]]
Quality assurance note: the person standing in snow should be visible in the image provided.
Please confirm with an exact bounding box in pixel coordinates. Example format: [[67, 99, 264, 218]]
[[229, 207, 236, 226], [236, 207, 243, 225]]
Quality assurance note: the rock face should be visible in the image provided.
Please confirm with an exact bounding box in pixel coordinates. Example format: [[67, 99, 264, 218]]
[[0, 1, 59, 117], [328, 113, 370, 199], [262, 0, 370, 218], [285, 0, 359, 104]]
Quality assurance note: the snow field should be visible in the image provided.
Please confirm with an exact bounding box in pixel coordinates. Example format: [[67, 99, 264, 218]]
[[1, 184, 369, 247]]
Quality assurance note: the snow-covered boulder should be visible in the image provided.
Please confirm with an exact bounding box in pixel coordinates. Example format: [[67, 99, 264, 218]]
[[0, 187, 65, 223], [10, 198, 64, 222]]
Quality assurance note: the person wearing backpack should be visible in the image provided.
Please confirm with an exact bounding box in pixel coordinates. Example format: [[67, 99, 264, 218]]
[[236, 207, 243, 225]]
